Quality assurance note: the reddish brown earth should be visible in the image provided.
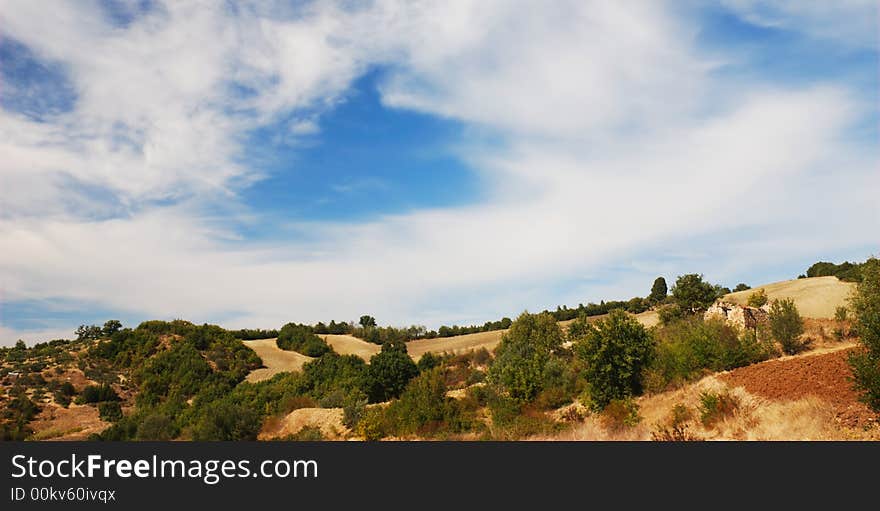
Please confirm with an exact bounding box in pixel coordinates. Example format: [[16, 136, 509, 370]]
[[720, 347, 876, 428]]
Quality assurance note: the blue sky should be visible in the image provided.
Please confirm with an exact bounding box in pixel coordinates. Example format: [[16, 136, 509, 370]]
[[0, 1, 877, 344]]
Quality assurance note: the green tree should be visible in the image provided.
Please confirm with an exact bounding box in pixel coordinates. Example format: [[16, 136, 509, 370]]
[[75, 324, 103, 341], [747, 288, 768, 307], [276, 323, 330, 356], [98, 401, 123, 422], [649, 277, 668, 303], [417, 351, 442, 372], [671, 274, 719, 313], [366, 342, 419, 402], [488, 312, 563, 401], [657, 303, 685, 326], [768, 298, 805, 355], [359, 315, 377, 328], [191, 400, 262, 440], [102, 320, 123, 337], [849, 258, 880, 412], [575, 309, 655, 411], [733, 283, 751, 292]]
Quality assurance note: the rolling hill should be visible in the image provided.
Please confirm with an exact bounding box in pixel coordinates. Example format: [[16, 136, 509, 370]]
[[723, 276, 855, 318]]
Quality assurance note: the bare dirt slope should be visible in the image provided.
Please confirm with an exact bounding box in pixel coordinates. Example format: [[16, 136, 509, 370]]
[[242, 338, 312, 383], [718, 344, 873, 428], [545, 342, 878, 440], [321, 334, 380, 360], [724, 276, 855, 318]]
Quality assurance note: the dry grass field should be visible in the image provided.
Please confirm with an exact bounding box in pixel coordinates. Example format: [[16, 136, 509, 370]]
[[242, 338, 313, 382], [724, 276, 855, 318], [259, 407, 349, 440], [406, 330, 505, 361], [30, 403, 109, 441], [321, 334, 381, 360]]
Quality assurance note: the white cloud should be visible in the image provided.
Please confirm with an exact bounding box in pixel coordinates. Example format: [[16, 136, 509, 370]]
[[1, 1, 877, 344]]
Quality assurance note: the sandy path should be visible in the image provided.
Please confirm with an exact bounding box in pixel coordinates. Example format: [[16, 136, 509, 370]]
[[243, 338, 313, 383]]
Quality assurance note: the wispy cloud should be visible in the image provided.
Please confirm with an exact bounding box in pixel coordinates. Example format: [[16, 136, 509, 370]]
[[721, 0, 879, 49]]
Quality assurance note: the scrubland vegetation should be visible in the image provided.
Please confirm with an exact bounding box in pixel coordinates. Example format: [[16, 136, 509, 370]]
[[2, 257, 878, 441]]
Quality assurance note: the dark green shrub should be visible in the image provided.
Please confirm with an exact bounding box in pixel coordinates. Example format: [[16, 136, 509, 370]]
[[276, 323, 330, 356], [806, 260, 864, 282], [657, 303, 685, 326], [849, 258, 880, 412], [382, 368, 470, 437], [299, 352, 368, 402], [472, 347, 492, 366], [486, 388, 522, 427], [365, 343, 418, 402], [488, 312, 563, 401], [318, 389, 347, 408], [53, 381, 76, 408], [285, 426, 324, 441], [98, 401, 123, 422], [649, 277, 668, 303], [699, 391, 739, 427], [77, 384, 120, 404], [190, 400, 262, 440], [650, 317, 772, 389], [342, 391, 368, 429], [417, 352, 441, 372], [575, 310, 654, 411], [747, 289, 768, 307], [465, 370, 486, 386], [135, 412, 178, 440], [768, 299, 806, 355], [356, 407, 387, 441], [671, 274, 720, 313]]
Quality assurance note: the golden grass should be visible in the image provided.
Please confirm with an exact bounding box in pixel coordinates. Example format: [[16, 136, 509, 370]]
[[557, 310, 659, 331], [321, 334, 380, 360], [724, 276, 855, 318], [33, 426, 84, 440], [242, 338, 313, 383], [30, 403, 108, 441], [406, 330, 505, 361], [259, 407, 349, 440]]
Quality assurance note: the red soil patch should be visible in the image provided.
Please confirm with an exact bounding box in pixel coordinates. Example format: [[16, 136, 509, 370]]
[[719, 347, 877, 429]]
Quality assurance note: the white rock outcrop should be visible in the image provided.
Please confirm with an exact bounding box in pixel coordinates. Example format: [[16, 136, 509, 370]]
[[704, 301, 769, 330]]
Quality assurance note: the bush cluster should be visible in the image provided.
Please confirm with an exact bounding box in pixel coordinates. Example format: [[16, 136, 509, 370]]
[[276, 323, 330, 356]]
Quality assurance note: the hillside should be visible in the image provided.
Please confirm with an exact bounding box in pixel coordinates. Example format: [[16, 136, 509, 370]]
[[2, 265, 877, 442], [724, 276, 854, 318], [242, 338, 313, 383], [543, 342, 877, 440]]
